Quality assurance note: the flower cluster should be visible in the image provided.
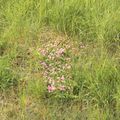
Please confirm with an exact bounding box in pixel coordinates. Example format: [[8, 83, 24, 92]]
[[38, 38, 73, 93]]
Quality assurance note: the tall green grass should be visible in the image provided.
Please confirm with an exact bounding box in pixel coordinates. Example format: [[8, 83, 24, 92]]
[[0, 0, 120, 42], [0, 0, 120, 41], [0, 0, 120, 119], [72, 46, 120, 118]]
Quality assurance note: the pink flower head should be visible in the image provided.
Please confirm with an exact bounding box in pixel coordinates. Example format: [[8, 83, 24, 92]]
[[40, 49, 47, 56], [56, 48, 65, 57], [58, 48, 65, 54], [40, 62, 47, 68], [48, 85, 56, 93], [59, 85, 65, 91]]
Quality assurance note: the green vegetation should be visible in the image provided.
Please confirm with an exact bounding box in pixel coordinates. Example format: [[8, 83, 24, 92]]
[[0, 0, 120, 119]]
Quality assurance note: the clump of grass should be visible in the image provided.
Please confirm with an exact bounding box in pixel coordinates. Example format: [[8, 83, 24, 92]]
[[0, 57, 18, 90], [72, 45, 120, 118]]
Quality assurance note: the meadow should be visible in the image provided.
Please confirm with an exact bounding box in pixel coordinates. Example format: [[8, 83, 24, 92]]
[[0, 0, 120, 119]]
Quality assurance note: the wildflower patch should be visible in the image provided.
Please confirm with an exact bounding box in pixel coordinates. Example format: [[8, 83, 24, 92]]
[[37, 30, 78, 95]]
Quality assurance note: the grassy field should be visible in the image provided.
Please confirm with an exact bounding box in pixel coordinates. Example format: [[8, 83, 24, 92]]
[[0, 0, 120, 120]]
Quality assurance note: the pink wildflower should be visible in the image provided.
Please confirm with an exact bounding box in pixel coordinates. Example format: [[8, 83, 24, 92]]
[[58, 48, 65, 54], [59, 85, 65, 91], [40, 62, 47, 68], [40, 49, 47, 56], [48, 85, 56, 93], [56, 48, 65, 57]]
